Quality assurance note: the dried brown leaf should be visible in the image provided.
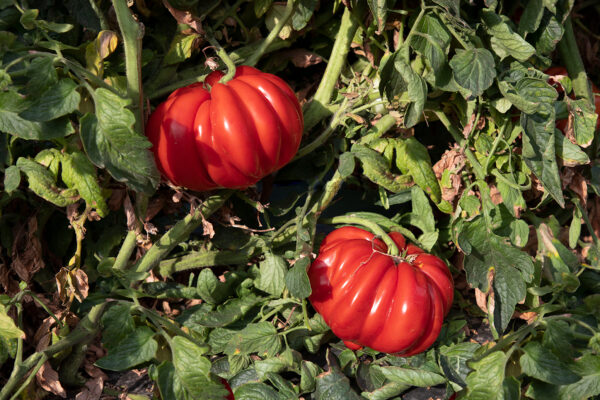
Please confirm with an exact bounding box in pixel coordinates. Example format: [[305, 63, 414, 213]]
[[280, 49, 323, 68], [75, 377, 103, 400], [72, 268, 89, 302], [462, 113, 477, 138], [162, 0, 203, 33], [489, 184, 503, 205], [124, 194, 136, 231], [108, 189, 127, 211], [11, 216, 45, 283], [36, 362, 67, 398]]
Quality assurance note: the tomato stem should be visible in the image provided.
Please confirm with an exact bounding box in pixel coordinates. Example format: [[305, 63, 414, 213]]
[[205, 34, 237, 83], [323, 215, 400, 256], [132, 190, 234, 279], [558, 16, 595, 105]]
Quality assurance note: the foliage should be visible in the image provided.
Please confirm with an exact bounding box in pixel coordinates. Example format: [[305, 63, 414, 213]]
[[1, 0, 600, 399]]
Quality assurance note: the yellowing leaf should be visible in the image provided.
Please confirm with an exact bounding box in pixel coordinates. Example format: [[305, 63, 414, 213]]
[[85, 30, 119, 77]]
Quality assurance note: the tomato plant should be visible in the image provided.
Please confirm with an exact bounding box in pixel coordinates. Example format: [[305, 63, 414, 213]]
[[146, 66, 303, 191], [308, 226, 454, 356]]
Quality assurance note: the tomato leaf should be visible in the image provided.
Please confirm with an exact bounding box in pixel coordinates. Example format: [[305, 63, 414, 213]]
[[285, 257, 312, 299], [459, 217, 534, 333], [449, 48, 496, 97], [194, 295, 264, 327], [0, 305, 25, 340], [60, 150, 108, 217], [465, 351, 506, 399], [19, 79, 80, 122], [226, 322, 281, 358], [520, 110, 564, 207], [80, 88, 159, 194], [95, 326, 158, 371], [519, 341, 581, 384], [481, 10, 536, 61], [257, 253, 287, 296], [100, 304, 135, 349], [16, 157, 78, 207], [3, 165, 20, 193], [233, 382, 280, 400], [374, 365, 446, 387]]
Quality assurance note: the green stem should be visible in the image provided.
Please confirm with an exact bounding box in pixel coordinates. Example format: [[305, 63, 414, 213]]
[[157, 248, 255, 277], [432, 109, 486, 181], [491, 170, 531, 191], [301, 299, 311, 331], [303, 5, 363, 132], [9, 357, 45, 400], [246, 0, 297, 67], [112, 230, 138, 272], [88, 0, 109, 31], [322, 214, 400, 256], [205, 34, 237, 83], [132, 190, 233, 277], [0, 303, 106, 400], [111, 0, 145, 133], [294, 99, 348, 160], [558, 16, 594, 104]]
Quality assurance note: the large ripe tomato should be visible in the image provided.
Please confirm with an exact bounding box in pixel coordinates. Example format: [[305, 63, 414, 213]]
[[546, 66, 600, 132], [146, 66, 303, 191], [308, 226, 454, 356]]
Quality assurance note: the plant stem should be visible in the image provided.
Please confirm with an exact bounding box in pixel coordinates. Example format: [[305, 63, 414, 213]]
[[132, 190, 233, 277], [157, 247, 255, 277], [205, 33, 237, 83], [303, 5, 363, 132], [432, 109, 486, 181], [246, 0, 297, 67], [294, 99, 348, 160], [0, 304, 106, 400], [558, 16, 594, 104], [111, 0, 145, 133], [88, 0, 109, 31], [322, 214, 400, 256], [112, 230, 138, 272]]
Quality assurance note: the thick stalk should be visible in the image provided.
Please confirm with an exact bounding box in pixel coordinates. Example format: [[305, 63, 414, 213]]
[[322, 215, 400, 256], [303, 6, 363, 132], [158, 248, 255, 277], [132, 190, 233, 276], [112, 230, 138, 272], [205, 32, 237, 83], [111, 0, 145, 133], [558, 17, 594, 104], [246, 0, 297, 67], [0, 304, 106, 400]]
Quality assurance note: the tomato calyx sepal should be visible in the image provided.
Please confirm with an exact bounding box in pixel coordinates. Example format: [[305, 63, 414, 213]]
[[321, 214, 400, 256]]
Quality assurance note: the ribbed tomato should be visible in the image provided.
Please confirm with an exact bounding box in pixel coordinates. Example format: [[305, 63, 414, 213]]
[[308, 226, 454, 356], [146, 66, 303, 191], [546, 66, 600, 132]]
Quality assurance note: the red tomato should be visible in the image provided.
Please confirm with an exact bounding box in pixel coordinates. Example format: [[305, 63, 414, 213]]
[[546, 66, 600, 131], [146, 66, 303, 191], [220, 378, 235, 400], [308, 226, 454, 356]]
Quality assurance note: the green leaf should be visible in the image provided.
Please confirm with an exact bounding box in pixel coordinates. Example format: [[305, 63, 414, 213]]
[[265, 4, 293, 40], [520, 111, 564, 207], [25, 57, 58, 95], [542, 319, 575, 361], [409, 186, 436, 233], [256, 253, 287, 296], [498, 77, 557, 115], [300, 360, 321, 392], [509, 219, 529, 248], [19, 8, 38, 29], [569, 207, 582, 249], [557, 354, 600, 400], [554, 128, 590, 166], [0, 91, 74, 140], [193, 295, 264, 327], [396, 138, 442, 203], [61, 151, 108, 217], [460, 217, 534, 333], [285, 257, 312, 299], [465, 351, 506, 400], [431, 0, 459, 15], [95, 326, 158, 371], [153, 362, 190, 400], [172, 336, 228, 399], [482, 10, 536, 61], [16, 157, 78, 207], [164, 33, 200, 65], [3, 165, 20, 193], [394, 58, 427, 128], [531, 13, 564, 55], [565, 97, 598, 147], [519, 341, 581, 384], [352, 144, 413, 193], [449, 48, 496, 97], [101, 304, 135, 349], [314, 369, 361, 400], [80, 88, 159, 194], [234, 382, 280, 400], [292, 0, 317, 31], [338, 152, 355, 178], [226, 322, 281, 358], [367, 0, 393, 32], [518, 0, 544, 34], [361, 382, 408, 400], [439, 342, 481, 388], [20, 79, 80, 122], [374, 366, 446, 387], [410, 14, 451, 75], [0, 306, 25, 340]]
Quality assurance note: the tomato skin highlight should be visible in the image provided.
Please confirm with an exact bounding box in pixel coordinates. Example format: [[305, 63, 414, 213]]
[[308, 226, 454, 356], [145, 66, 303, 191]]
